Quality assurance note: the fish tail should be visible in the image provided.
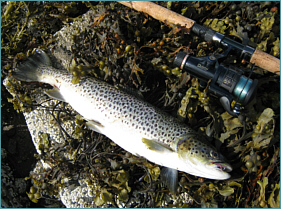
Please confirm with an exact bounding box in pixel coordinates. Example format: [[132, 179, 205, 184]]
[[12, 49, 52, 82]]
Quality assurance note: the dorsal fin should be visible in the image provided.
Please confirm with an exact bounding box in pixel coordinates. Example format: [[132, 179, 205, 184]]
[[114, 84, 144, 100]]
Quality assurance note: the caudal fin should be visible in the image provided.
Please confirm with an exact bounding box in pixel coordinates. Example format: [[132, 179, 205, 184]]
[[12, 49, 52, 82]]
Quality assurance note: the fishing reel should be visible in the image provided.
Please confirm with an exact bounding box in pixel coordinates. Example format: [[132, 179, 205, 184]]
[[173, 49, 258, 119]]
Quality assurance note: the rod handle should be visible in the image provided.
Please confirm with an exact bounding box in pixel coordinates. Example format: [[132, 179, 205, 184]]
[[119, 1, 280, 75], [250, 49, 280, 75], [118, 1, 195, 30]]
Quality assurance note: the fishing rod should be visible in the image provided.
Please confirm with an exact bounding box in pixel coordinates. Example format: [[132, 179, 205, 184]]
[[118, 1, 280, 118], [118, 1, 280, 75]]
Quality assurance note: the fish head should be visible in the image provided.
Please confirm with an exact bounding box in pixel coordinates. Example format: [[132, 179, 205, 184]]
[[177, 135, 232, 180]]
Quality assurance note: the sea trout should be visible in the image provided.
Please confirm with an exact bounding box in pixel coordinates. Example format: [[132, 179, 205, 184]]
[[12, 49, 232, 192]]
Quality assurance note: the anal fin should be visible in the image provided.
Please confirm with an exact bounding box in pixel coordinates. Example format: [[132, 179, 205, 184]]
[[45, 88, 66, 102]]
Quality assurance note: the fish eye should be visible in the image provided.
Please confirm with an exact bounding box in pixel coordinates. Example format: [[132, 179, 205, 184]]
[[210, 151, 218, 158]]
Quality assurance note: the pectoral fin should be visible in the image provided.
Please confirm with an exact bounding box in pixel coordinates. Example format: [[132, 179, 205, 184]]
[[45, 88, 66, 102], [161, 167, 178, 195], [142, 138, 174, 153]]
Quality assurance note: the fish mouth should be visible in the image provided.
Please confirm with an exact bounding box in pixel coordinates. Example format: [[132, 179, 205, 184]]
[[207, 161, 233, 173]]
